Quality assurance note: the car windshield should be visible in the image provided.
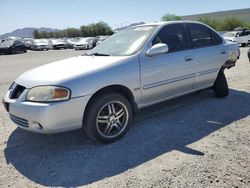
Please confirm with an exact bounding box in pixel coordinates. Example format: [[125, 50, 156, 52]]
[[223, 32, 237, 37], [87, 26, 157, 56]]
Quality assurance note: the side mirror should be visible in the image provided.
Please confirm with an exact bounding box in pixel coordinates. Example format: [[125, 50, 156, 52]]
[[146, 43, 169, 57]]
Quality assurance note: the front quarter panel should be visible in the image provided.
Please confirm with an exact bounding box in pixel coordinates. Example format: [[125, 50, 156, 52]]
[[62, 55, 141, 104]]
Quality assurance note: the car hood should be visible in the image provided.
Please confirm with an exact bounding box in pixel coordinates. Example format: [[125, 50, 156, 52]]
[[223, 36, 236, 41], [0, 44, 11, 48], [15, 55, 129, 88]]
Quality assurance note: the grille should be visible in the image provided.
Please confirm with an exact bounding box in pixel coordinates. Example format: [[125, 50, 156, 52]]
[[9, 83, 26, 99], [10, 114, 29, 127]]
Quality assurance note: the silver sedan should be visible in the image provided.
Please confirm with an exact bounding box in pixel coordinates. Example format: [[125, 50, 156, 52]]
[[3, 21, 239, 143]]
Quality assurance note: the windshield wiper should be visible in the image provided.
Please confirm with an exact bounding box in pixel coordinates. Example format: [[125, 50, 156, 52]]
[[87, 53, 110, 56]]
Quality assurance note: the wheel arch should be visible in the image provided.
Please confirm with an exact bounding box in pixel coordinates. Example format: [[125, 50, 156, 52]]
[[82, 84, 138, 125]]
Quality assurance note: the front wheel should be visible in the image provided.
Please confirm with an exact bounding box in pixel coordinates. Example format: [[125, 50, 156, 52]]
[[213, 70, 229, 98], [83, 92, 132, 143]]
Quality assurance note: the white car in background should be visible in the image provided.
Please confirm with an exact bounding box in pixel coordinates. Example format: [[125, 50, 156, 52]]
[[30, 39, 49, 50], [96, 35, 109, 46], [223, 31, 250, 47], [74, 37, 95, 50], [64, 38, 78, 49], [23, 38, 34, 49], [48, 39, 67, 49]]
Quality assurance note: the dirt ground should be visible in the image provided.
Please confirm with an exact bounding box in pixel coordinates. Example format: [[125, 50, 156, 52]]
[[0, 48, 249, 188]]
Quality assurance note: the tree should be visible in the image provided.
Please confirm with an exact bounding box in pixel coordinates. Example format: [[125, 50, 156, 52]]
[[33, 30, 40, 39], [33, 21, 113, 38], [80, 21, 113, 37], [198, 17, 222, 30], [64, 28, 81, 37], [161, 13, 182, 21], [220, 17, 246, 31]]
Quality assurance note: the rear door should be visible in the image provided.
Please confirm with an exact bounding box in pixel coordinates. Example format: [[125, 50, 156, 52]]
[[140, 23, 195, 104], [186, 23, 227, 89]]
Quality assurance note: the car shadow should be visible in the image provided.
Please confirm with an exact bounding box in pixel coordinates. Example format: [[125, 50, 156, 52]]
[[4, 89, 250, 187]]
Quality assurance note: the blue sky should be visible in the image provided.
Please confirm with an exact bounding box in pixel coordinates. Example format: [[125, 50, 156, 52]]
[[0, 0, 249, 34]]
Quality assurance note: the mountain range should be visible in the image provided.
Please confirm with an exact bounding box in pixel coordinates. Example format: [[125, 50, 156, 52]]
[[0, 22, 146, 39], [0, 27, 59, 38]]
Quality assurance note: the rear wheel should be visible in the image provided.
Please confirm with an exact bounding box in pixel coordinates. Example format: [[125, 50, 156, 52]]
[[213, 70, 228, 98], [83, 92, 132, 143]]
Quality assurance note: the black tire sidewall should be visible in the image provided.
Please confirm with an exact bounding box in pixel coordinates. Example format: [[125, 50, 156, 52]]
[[84, 92, 132, 143], [213, 70, 229, 98]]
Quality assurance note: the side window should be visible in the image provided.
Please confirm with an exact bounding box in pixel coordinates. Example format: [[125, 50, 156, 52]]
[[239, 31, 249, 36], [210, 30, 223, 45], [238, 32, 244, 36], [188, 23, 214, 48], [14, 41, 22, 46], [152, 24, 188, 52], [13, 41, 18, 46]]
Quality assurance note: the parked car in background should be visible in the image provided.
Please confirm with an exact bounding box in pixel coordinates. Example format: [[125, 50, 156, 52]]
[[48, 39, 67, 49], [23, 38, 34, 49], [0, 40, 27, 54], [96, 35, 109, 46], [30, 39, 49, 51], [3, 21, 239, 143], [223, 31, 250, 47], [74, 37, 95, 50], [64, 38, 78, 49]]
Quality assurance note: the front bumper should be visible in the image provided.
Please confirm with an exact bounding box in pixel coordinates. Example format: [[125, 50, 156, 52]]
[[3, 87, 92, 134], [53, 45, 66, 49], [33, 45, 48, 50], [74, 45, 88, 50]]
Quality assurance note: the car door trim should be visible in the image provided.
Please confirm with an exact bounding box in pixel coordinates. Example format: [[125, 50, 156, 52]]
[[143, 68, 219, 90], [195, 68, 218, 76], [143, 73, 194, 90]]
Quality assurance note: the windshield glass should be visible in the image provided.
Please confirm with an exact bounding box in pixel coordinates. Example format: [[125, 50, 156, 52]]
[[88, 26, 156, 56], [223, 32, 237, 37]]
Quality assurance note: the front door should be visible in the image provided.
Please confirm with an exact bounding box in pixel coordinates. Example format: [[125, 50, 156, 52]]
[[140, 23, 195, 104]]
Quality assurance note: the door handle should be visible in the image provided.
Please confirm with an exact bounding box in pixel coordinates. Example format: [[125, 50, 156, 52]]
[[184, 57, 193, 62], [220, 50, 226, 54]]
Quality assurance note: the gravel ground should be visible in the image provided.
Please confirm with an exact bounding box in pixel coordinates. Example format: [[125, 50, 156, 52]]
[[0, 48, 250, 188]]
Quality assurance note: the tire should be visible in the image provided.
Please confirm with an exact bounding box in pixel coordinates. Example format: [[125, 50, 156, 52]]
[[241, 43, 246, 47], [83, 92, 132, 143], [213, 70, 229, 98]]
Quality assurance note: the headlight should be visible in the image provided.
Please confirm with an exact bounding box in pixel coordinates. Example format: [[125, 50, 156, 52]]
[[26, 86, 70, 102]]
